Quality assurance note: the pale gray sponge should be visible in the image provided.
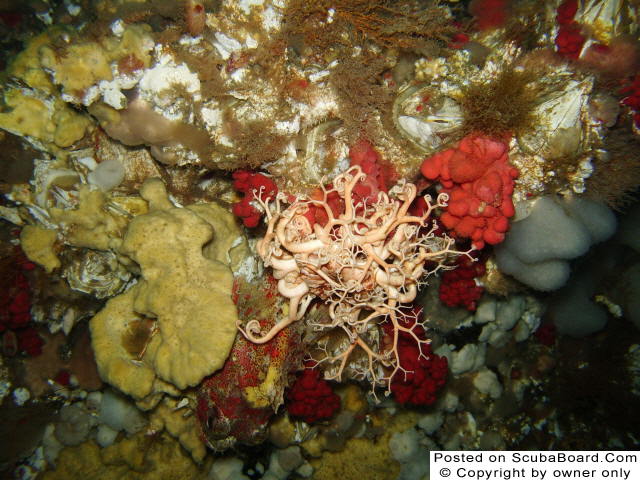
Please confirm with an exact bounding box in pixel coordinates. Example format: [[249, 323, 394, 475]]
[[495, 195, 616, 291]]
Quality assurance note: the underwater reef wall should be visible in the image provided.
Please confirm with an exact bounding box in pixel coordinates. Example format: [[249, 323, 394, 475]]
[[0, 0, 639, 478]]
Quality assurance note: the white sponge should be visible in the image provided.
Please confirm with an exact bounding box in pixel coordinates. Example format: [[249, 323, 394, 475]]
[[564, 195, 618, 243], [495, 195, 616, 291], [88, 159, 125, 191], [496, 247, 571, 291], [548, 275, 608, 337], [503, 196, 592, 263], [98, 389, 146, 435]]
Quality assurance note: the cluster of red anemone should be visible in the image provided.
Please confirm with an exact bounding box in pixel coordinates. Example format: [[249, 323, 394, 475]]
[[1, 251, 43, 357], [286, 362, 341, 424], [231, 170, 278, 228], [384, 310, 449, 407], [621, 75, 640, 129], [555, 0, 585, 60], [439, 254, 486, 311]]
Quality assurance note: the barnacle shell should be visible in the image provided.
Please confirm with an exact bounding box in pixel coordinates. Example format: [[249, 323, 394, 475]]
[[576, 0, 636, 43], [63, 249, 132, 299], [266, 119, 349, 193], [295, 120, 348, 184], [393, 84, 463, 154], [35, 169, 81, 210], [517, 77, 594, 158]]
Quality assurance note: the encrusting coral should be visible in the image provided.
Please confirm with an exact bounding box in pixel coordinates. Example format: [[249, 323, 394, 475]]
[[196, 274, 306, 451]]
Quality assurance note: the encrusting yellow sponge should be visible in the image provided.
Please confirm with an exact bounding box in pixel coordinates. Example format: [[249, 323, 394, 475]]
[[91, 178, 241, 399]]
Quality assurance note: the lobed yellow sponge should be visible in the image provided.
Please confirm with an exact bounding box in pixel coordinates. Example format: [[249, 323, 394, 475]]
[[19, 225, 61, 273], [91, 178, 241, 401]]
